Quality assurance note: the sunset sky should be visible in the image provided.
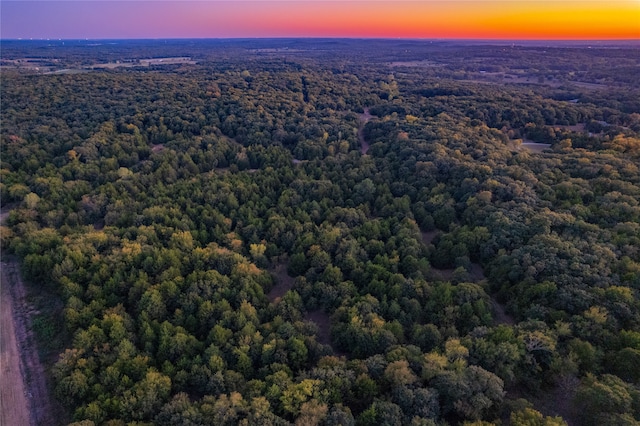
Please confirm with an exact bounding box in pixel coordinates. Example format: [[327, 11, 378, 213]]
[[1, 1, 639, 40]]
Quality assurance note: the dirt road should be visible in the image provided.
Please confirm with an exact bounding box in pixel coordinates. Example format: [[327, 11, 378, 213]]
[[1, 204, 56, 426], [1, 260, 31, 426]]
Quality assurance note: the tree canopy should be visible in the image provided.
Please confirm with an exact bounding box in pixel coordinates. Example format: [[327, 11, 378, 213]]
[[2, 39, 639, 425]]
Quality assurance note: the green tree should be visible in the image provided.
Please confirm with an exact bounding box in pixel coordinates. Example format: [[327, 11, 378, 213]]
[[510, 407, 567, 426], [575, 374, 640, 426]]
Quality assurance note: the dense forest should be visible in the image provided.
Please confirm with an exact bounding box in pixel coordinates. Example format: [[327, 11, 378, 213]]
[[1, 39, 640, 425]]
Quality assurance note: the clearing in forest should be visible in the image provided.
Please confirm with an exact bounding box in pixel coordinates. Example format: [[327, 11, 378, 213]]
[[268, 262, 296, 303], [520, 141, 552, 153]]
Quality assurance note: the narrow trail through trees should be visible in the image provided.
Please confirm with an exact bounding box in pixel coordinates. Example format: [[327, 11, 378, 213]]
[[358, 108, 373, 154]]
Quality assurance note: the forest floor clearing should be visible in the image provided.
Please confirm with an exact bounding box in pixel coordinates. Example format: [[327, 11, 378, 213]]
[[305, 310, 333, 347], [268, 262, 296, 303]]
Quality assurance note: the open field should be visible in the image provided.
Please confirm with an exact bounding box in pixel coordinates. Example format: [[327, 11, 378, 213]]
[[89, 57, 196, 69]]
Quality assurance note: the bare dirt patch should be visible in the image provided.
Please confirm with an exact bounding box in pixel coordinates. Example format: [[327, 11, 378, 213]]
[[520, 141, 552, 153], [268, 263, 296, 303], [1, 259, 56, 425]]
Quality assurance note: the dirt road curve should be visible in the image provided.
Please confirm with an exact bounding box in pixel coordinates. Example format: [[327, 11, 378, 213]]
[[1, 259, 55, 426]]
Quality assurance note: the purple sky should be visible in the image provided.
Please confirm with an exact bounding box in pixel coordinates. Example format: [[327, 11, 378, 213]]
[[2, 1, 261, 39]]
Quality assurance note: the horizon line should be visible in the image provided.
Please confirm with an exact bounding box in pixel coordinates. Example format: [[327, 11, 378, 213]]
[[2, 37, 639, 42]]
